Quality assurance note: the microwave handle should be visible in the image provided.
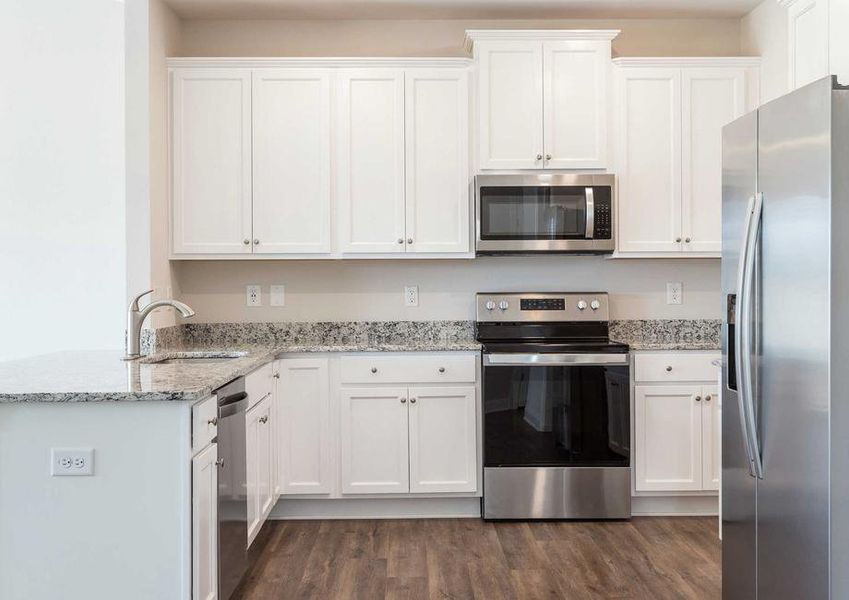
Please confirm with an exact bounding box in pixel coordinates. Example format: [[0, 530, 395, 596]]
[[585, 187, 595, 239]]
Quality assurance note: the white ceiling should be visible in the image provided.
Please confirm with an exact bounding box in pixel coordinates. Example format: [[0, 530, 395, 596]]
[[165, 0, 763, 20]]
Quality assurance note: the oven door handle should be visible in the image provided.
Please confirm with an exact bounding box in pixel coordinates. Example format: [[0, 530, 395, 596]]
[[585, 187, 595, 239], [484, 353, 629, 366]]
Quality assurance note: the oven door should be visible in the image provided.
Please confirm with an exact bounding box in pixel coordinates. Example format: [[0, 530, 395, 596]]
[[482, 353, 630, 468]]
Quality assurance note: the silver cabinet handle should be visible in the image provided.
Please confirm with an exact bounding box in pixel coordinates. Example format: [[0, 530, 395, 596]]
[[685, 237, 691, 243], [243, 239, 250, 245], [273, 373, 280, 379], [207, 417, 218, 426], [675, 237, 682, 243], [371, 367, 377, 373], [438, 367, 445, 373], [695, 395, 702, 402], [259, 415, 268, 424], [666, 366, 672, 372], [536, 153, 543, 160], [410, 398, 417, 404], [397, 238, 404, 244], [253, 239, 260, 245], [705, 395, 712, 401], [215, 458, 225, 468], [407, 238, 413, 244], [545, 154, 552, 160], [400, 397, 406, 404]]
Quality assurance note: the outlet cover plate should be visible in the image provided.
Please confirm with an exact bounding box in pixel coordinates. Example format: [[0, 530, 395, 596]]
[[270, 285, 285, 307], [404, 285, 419, 307], [246, 285, 262, 307], [51, 448, 94, 476], [667, 282, 683, 305]]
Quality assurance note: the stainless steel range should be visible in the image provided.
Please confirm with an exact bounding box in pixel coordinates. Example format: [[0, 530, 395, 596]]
[[477, 292, 631, 520]]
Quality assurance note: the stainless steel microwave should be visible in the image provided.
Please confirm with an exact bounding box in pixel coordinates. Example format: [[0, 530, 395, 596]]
[[475, 174, 615, 254]]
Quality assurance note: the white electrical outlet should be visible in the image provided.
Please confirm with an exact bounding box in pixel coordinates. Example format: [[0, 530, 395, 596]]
[[270, 285, 285, 307], [667, 282, 683, 305], [404, 285, 419, 307], [246, 285, 262, 307], [51, 448, 94, 476]]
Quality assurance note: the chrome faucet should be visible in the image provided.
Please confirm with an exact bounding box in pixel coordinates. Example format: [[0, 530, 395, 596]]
[[123, 289, 195, 360]]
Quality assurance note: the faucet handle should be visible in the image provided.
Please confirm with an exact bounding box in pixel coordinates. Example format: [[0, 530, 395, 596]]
[[128, 289, 154, 311]]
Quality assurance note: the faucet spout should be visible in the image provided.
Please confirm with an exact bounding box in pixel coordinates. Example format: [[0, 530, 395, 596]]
[[123, 292, 196, 360]]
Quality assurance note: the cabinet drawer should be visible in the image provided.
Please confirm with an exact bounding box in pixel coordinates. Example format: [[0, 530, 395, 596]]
[[634, 352, 720, 383], [246, 362, 274, 409], [340, 354, 476, 384], [192, 395, 218, 455]]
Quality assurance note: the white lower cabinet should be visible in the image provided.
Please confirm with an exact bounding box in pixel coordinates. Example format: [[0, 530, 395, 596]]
[[275, 358, 331, 494], [633, 352, 721, 493], [340, 386, 411, 494], [408, 386, 477, 493], [246, 394, 274, 546], [192, 442, 218, 600]]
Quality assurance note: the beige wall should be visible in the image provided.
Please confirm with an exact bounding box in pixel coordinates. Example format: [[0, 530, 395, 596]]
[[149, 0, 182, 326], [740, 0, 788, 105], [148, 14, 748, 325], [176, 17, 742, 57]]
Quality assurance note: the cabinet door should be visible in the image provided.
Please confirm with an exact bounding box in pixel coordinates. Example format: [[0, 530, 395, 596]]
[[681, 68, 745, 254], [616, 67, 682, 253], [404, 69, 470, 254], [702, 385, 721, 491], [172, 69, 252, 254], [246, 397, 272, 546], [788, 0, 829, 90], [543, 41, 608, 169], [276, 358, 331, 495], [634, 385, 703, 491], [192, 443, 218, 600], [337, 70, 406, 253], [408, 386, 477, 493], [252, 69, 331, 254], [477, 41, 544, 170], [340, 387, 409, 494]]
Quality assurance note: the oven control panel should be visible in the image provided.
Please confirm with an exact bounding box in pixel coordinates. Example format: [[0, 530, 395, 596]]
[[477, 293, 609, 322]]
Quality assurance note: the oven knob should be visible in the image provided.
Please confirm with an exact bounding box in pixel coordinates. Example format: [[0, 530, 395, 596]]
[[485, 300, 496, 311], [499, 300, 510, 311], [577, 300, 588, 311], [590, 299, 601, 311]]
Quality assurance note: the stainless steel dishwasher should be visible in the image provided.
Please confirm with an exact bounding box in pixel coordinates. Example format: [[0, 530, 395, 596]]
[[215, 377, 249, 600]]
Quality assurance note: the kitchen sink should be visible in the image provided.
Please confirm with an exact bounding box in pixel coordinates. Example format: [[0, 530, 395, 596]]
[[143, 352, 248, 365]]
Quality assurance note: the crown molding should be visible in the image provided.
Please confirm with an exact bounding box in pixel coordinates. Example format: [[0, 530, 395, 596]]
[[612, 56, 762, 68], [463, 29, 621, 54], [166, 57, 473, 69]]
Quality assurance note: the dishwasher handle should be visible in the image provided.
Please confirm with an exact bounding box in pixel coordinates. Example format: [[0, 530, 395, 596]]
[[218, 392, 248, 418]]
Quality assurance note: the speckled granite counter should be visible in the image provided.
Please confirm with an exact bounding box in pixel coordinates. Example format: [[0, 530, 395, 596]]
[[609, 319, 721, 351]]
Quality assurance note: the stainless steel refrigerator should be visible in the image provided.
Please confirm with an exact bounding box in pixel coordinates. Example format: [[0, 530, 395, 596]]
[[722, 75, 849, 599]]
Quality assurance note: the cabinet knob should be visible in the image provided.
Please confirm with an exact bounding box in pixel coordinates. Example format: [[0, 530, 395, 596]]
[[207, 417, 218, 427], [705, 395, 712, 401], [695, 395, 702, 402], [410, 397, 417, 404], [675, 237, 682, 243], [397, 238, 404, 244], [536, 153, 543, 160], [400, 397, 407, 404], [685, 237, 691, 243], [407, 238, 413, 244], [243, 239, 250, 245], [215, 458, 225, 468], [259, 415, 269, 424], [273, 373, 280, 379], [545, 154, 552, 161], [666, 366, 672, 372], [253, 239, 260, 245], [438, 367, 445, 373], [371, 367, 378, 374]]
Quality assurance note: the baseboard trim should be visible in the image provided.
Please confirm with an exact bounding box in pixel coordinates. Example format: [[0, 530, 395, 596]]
[[631, 494, 719, 516], [268, 497, 482, 520]]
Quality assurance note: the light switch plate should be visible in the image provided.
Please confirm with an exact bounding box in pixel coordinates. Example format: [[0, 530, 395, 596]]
[[246, 285, 262, 307], [270, 285, 285, 307], [667, 282, 683, 305], [404, 286, 419, 307], [51, 448, 94, 476]]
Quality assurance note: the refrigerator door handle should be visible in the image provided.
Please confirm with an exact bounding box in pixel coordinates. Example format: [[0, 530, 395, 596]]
[[736, 192, 765, 479]]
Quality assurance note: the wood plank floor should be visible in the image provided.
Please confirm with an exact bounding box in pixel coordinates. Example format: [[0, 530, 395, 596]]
[[234, 517, 720, 600]]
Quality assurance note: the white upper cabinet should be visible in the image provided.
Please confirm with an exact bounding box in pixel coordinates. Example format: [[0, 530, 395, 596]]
[[337, 69, 407, 254], [476, 40, 544, 170], [171, 68, 252, 254], [404, 69, 470, 253], [543, 41, 609, 169], [252, 69, 332, 254], [682, 67, 745, 253], [614, 58, 757, 257], [468, 31, 617, 171], [784, 0, 830, 89]]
